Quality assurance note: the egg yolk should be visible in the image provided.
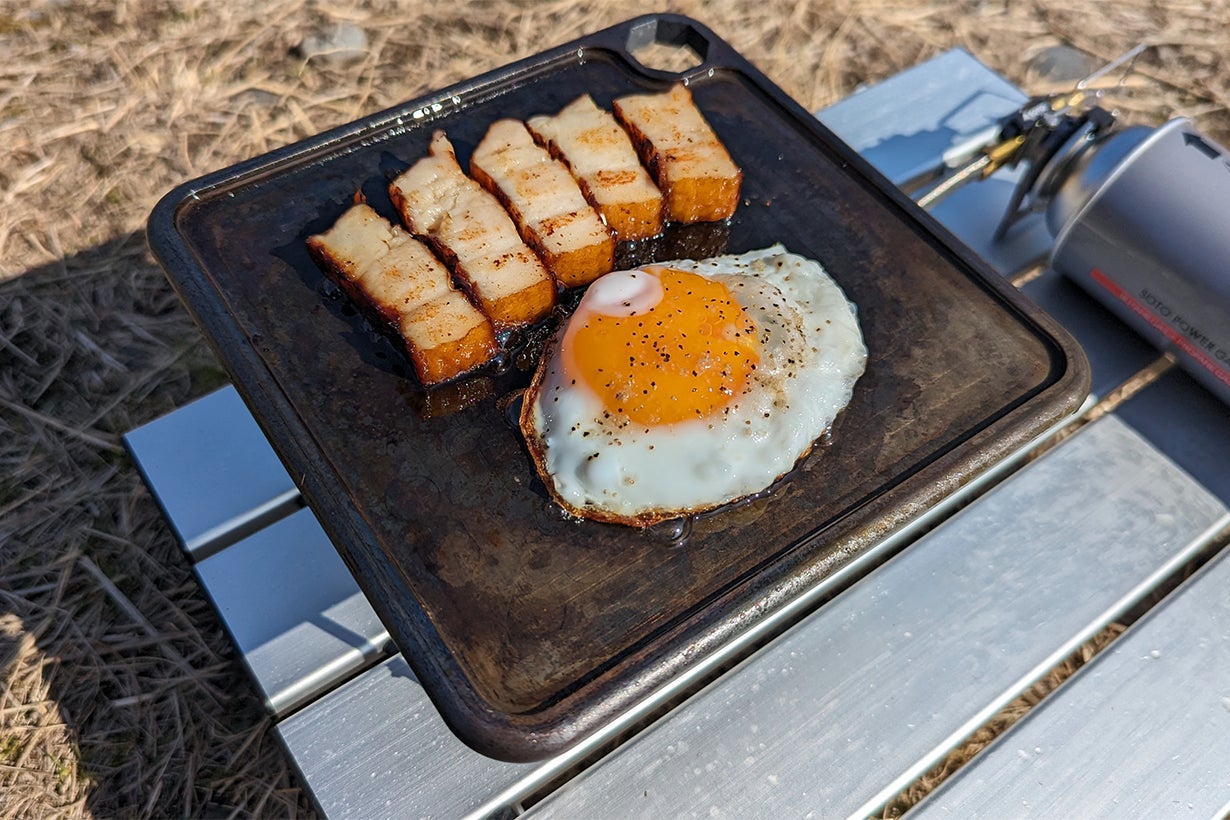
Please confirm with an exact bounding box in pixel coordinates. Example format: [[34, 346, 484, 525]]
[[563, 266, 761, 425]]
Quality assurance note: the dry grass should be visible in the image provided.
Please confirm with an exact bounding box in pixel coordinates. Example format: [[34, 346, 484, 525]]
[[1, 0, 1226, 815]]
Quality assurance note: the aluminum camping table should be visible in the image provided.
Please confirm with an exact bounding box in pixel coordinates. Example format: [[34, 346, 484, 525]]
[[126, 49, 1230, 818]]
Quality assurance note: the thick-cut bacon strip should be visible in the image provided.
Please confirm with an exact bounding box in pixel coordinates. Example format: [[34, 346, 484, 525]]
[[526, 95, 664, 241], [612, 84, 742, 223], [389, 132, 557, 329], [470, 119, 615, 289], [306, 202, 497, 385]]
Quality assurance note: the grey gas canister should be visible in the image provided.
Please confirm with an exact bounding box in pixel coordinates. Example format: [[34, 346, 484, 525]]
[[1045, 119, 1230, 404]]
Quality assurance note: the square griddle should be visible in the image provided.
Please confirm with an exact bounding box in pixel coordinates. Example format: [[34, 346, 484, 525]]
[[147, 14, 1089, 761]]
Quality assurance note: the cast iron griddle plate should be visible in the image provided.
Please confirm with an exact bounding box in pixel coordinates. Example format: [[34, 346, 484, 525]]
[[148, 15, 1089, 761]]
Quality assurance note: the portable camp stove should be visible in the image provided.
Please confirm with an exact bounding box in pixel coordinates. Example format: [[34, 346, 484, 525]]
[[912, 46, 1230, 406]]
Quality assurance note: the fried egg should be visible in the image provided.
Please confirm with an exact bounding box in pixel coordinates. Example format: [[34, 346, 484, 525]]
[[519, 245, 867, 527]]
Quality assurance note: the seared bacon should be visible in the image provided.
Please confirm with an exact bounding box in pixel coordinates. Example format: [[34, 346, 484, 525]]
[[306, 202, 497, 385], [389, 132, 557, 329], [470, 119, 615, 289], [613, 84, 742, 223], [526, 95, 664, 241]]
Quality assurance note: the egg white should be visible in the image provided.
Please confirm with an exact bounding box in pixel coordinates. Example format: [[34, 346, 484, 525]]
[[520, 244, 867, 526]]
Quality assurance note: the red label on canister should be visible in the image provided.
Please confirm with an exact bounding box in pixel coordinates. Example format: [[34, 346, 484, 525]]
[[1090, 267, 1230, 390]]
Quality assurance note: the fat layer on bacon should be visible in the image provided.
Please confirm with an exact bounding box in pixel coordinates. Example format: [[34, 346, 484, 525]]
[[306, 202, 498, 385], [389, 132, 556, 330], [526, 95, 664, 242], [613, 84, 742, 224], [470, 119, 615, 289]]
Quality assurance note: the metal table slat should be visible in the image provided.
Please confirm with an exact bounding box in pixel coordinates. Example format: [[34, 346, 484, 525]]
[[194, 507, 391, 716], [276, 655, 541, 819], [523, 416, 1230, 819], [912, 537, 1230, 818], [1117, 368, 1230, 504], [124, 386, 300, 560], [127, 389, 391, 719]]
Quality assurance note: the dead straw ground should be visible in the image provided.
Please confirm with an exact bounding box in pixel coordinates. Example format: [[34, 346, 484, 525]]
[[1, 0, 1227, 816]]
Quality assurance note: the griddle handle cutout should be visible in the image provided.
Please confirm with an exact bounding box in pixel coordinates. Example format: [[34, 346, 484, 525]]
[[624, 17, 710, 77]]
